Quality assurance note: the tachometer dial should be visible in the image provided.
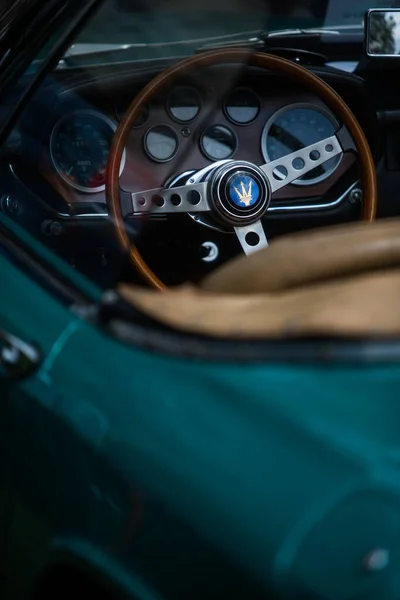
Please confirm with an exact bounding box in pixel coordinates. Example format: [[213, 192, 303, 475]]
[[261, 104, 341, 186], [224, 87, 261, 125], [200, 125, 237, 161], [50, 110, 125, 193], [167, 86, 201, 123]]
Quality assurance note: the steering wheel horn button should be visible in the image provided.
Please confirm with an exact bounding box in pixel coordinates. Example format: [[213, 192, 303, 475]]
[[210, 161, 271, 226]]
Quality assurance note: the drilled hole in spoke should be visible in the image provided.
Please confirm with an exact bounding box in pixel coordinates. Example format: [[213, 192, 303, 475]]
[[138, 197, 146, 206], [292, 157, 305, 170], [152, 194, 165, 207], [310, 150, 320, 161], [325, 144, 334, 153], [171, 194, 182, 206], [188, 190, 201, 205], [245, 232, 260, 247], [272, 166, 288, 181]]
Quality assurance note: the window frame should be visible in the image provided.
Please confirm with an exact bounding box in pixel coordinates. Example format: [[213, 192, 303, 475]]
[[0, 0, 105, 305]]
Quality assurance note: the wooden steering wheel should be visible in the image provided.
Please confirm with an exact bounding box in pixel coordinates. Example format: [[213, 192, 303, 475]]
[[106, 49, 377, 291]]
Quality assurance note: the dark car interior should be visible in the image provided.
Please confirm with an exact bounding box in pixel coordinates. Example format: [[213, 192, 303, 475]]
[[0, 0, 399, 296]]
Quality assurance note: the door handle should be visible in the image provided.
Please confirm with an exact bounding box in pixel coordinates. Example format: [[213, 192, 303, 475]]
[[0, 329, 41, 380]]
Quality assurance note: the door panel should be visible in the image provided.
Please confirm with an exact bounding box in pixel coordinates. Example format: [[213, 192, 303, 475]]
[[0, 251, 80, 599]]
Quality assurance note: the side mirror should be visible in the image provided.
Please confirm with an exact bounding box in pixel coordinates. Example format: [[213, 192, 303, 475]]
[[365, 9, 400, 57]]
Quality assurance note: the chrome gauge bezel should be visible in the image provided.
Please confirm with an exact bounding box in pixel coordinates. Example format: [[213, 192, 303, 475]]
[[50, 109, 126, 194], [261, 102, 342, 187]]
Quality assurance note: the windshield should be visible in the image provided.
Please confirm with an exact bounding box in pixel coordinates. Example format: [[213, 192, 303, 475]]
[[71, 0, 399, 50]]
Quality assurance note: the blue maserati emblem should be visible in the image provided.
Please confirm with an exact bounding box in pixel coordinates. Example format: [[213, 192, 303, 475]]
[[228, 174, 260, 208]]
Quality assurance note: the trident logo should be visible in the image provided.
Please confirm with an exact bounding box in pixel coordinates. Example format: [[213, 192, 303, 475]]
[[233, 179, 253, 206]]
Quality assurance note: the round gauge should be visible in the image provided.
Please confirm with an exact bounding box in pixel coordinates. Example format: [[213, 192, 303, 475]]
[[133, 104, 150, 128], [167, 86, 201, 123], [261, 103, 341, 186], [116, 102, 150, 128], [50, 110, 125, 193], [200, 125, 237, 161], [144, 124, 179, 162], [224, 88, 261, 125]]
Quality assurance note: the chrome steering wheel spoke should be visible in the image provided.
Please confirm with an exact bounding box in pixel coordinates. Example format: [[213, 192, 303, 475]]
[[130, 182, 210, 215], [260, 132, 344, 193], [127, 129, 346, 257], [234, 221, 269, 256]]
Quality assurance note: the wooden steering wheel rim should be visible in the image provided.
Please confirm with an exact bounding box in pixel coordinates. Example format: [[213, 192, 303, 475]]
[[106, 48, 377, 291]]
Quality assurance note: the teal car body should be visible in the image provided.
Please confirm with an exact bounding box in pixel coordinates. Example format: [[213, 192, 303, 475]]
[[1, 1, 400, 599], [3, 213, 400, 600], [4, 214, 400, 600]]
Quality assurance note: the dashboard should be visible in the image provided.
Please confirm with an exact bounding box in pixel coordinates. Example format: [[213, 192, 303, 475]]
[[2, 61, 380, 287], [41, 66, 358, 214], [49, 91, 342, 196]]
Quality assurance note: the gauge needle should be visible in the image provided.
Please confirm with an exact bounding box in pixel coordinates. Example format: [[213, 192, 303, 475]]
[[67, 166, 74, 176]]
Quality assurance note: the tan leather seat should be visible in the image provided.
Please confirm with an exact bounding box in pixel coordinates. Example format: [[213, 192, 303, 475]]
[[201, 218, 400, 294], [119, 218, 400, 339]]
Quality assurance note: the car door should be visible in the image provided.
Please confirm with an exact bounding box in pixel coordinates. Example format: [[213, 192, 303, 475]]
[[0, 213, 108, 599]]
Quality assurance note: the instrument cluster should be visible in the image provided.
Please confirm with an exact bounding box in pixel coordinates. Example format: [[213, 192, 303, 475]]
[[49, 84, 341, 195], [135, 85, 263, 163]]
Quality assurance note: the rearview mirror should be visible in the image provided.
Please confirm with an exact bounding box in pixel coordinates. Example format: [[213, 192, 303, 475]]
[[366, 9, 400, 56]]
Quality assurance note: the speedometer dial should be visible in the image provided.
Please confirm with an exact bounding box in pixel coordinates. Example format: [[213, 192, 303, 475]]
[[50, 110, 125, 193], [261, 104, 341, 186]]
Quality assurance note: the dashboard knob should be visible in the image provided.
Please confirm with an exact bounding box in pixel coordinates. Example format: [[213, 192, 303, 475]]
[[1, 194, 19, 215], [201, 241, 219, 263], [349, 188, 363, 205], [41, 220, 63, 236]]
